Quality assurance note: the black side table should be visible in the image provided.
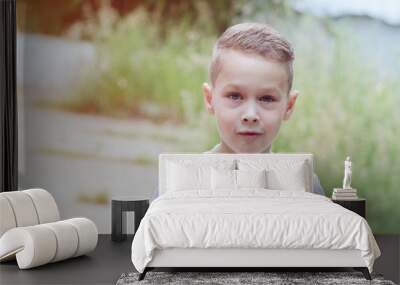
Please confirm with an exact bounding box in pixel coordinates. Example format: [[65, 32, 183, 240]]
[[112, 196, 150, 242], [332, 198, 366, 218]]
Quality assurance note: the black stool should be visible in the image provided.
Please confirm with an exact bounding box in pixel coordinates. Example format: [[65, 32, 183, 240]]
[[111, 196, 149, 242]]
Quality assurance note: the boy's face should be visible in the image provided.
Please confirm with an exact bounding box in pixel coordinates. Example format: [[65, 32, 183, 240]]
[[203, 49, 298, 153]]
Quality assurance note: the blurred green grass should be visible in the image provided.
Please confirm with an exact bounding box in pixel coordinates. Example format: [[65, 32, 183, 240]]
[[274, 21, 400, 233], [57, 9, 399, 233], [61, 9, 212, 125]]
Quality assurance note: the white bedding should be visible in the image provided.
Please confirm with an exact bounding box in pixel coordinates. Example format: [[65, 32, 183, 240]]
[[131, 189, 380, 273]]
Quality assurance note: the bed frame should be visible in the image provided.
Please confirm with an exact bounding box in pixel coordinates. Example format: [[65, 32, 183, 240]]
[[140, 248, 371, 280], [138, 154, 372, 281]]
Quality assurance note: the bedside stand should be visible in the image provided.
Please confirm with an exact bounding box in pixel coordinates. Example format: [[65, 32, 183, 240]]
[[111, 195, 150, 242], [332, 198, 366, 218]]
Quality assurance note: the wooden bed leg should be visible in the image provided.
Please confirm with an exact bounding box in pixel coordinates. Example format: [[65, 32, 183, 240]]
[[354, 267, 372, 280], [138, 268, 148, 281]]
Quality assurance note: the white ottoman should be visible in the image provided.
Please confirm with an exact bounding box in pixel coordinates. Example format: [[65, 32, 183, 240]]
[[0, 189, 98, 269]]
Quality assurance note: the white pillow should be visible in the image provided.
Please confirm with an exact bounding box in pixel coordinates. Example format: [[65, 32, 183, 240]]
[[211, 168, 236, 190], [236, 169, 267, 189], [266, 162, 307, 191], [211, 168, 268, 190], [166, 159, 236, 192], [167, 162, 210, 191], [238, 159, 309, 191]]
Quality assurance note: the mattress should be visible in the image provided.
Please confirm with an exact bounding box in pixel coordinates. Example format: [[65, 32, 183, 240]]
[[131, 189, 380, 273]]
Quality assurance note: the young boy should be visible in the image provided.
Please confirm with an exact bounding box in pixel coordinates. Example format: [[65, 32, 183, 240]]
[[202, 22, 325, 195]]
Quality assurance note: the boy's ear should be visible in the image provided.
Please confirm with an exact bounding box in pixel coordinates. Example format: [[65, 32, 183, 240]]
[[202, 82, 214, 114], [283, 90, 299, 121]]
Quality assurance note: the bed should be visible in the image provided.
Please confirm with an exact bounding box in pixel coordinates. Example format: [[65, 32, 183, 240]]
[[131, 153, 381, 281]]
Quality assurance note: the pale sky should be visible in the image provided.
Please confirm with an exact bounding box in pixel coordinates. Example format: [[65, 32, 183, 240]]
[[293, 0, 400, 25]]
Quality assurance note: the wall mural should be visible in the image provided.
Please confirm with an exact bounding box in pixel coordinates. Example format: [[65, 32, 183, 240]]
[[17, 0, 400, 233]]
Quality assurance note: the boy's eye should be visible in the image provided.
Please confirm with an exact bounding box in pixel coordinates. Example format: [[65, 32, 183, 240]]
[[226, 92, 242, 100], [259, 95, 276, 103]]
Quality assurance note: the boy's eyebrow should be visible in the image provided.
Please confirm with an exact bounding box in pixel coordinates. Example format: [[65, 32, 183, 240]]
[[221, 83, 245, 93], [222, 84, 281, 95], [257, 87, 282, 96]]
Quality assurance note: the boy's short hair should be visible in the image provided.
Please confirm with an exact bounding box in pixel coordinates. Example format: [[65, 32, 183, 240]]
[[209, 22, 295, 93]]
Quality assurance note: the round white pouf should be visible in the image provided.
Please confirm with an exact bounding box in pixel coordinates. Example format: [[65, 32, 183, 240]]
[[0, 218, 98, 269], [0, 225, 57, 269]]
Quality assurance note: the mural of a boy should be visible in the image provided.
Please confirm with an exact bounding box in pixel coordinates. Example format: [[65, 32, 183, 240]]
[[202, 22, 324, 195]]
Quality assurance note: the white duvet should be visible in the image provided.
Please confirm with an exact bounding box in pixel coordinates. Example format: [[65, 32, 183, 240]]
[[131, 189, 380, 273]]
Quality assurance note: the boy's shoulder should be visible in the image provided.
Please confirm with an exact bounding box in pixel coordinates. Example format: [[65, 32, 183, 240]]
[[203, 144, 220, 154]]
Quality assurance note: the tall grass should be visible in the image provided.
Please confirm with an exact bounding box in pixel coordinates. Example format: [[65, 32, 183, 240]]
[[273, 18, 400, 233], [65, 9, 213, 124]]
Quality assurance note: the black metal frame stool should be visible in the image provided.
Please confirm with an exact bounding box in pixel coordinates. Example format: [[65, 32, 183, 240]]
[[111, 196, 149, 242]]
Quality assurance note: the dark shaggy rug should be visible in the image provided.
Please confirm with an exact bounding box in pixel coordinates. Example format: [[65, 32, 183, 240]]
[[116, 271, 396, 285]]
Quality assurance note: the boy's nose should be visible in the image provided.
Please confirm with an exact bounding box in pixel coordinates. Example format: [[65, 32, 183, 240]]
[[242, 116, 258, 123], [241, 101, 260, 124]]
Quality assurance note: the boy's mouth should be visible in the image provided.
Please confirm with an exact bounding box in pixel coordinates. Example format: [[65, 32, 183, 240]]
[[237, 131, 263, 136]]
